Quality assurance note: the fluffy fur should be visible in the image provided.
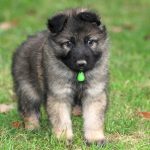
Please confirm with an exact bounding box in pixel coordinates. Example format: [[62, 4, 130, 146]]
[[12, 8, 109, 145]]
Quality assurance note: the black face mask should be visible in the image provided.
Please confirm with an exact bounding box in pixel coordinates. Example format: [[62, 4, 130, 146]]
[[60, 47, 102, 72]]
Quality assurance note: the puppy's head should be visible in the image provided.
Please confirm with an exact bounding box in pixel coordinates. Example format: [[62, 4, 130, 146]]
[[47, 8, 107, 72]]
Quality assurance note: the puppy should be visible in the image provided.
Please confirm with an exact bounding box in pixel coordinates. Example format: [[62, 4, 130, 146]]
[[12, 8, 109, 145]]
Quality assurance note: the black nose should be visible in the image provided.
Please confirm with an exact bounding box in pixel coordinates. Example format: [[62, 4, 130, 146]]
[[76, 60, 87, 68]]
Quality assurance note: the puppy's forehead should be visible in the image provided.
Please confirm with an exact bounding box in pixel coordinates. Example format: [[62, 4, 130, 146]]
[[57, 23, 100, 42], [67, 20, 100, 38]]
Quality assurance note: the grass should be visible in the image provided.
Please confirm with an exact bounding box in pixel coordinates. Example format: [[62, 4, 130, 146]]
[[0, 0, 150, 149]]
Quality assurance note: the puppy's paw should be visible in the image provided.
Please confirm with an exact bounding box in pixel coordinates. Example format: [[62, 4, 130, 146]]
[[84, 129, 105, 146], [53, 127, 73, 141], [96, 139, 106, 147], [66, 139, 73, 146], [24, 115, 40, 130], [72, 105, 82, 116], [85, 139, 106, 147]]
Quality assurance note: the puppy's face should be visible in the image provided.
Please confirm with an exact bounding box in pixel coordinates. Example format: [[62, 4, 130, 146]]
[[48, 9, 107, 72]]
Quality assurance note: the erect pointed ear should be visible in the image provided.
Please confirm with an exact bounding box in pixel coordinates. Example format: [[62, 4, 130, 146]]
[[47, 14, 68, 33], [77, 11, 101, 26]]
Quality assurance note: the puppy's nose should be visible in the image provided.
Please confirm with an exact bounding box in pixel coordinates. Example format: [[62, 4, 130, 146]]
[[76, 60, 87, 68]]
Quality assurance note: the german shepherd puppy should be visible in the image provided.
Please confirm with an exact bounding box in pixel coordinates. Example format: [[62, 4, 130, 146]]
[[12, 8, 108, 145]]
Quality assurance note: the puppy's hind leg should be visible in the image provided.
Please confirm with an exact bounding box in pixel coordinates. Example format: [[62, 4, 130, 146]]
[[17, 81, 41, 130]]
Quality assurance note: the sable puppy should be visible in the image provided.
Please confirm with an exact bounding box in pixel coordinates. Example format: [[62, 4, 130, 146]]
[[12, 8, 109, 145]]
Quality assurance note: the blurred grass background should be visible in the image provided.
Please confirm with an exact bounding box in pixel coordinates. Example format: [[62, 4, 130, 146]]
[[0, 0, 150, 149]]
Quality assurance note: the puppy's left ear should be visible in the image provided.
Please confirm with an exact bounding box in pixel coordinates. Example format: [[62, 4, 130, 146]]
[[47, 14, 68, 34], [77, 11, 101, 26]]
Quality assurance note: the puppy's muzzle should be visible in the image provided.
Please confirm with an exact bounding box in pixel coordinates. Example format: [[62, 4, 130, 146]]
[[76, 60, 87, 70]]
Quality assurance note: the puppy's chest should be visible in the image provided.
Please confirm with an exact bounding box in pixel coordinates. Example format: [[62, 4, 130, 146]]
[[73, 82, 86, 106]]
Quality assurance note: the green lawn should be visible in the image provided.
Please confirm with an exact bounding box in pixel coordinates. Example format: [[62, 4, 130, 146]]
[[0, 0, 150, 149]]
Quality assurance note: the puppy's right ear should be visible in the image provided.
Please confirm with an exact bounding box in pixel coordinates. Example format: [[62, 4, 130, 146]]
[[47, 14, 68, 34], [77, 11, 101, 26]]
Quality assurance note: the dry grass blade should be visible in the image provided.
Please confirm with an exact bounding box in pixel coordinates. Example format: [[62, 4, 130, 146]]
[[0, 104, 15, 113], [0, 20, 18, 30], [137, 112, 150, 119]]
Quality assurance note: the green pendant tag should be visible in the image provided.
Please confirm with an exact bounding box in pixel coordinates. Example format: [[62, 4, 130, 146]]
[[77, 71, 85, 82]]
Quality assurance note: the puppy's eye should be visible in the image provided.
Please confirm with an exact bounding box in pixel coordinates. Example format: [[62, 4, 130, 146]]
[[87, 39, 98, 48], [62, 41, 73, 50]]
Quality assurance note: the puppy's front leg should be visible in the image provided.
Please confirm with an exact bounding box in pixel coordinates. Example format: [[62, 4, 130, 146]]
[[83, 92, 107, 145], [47, 96, 73, 141]]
